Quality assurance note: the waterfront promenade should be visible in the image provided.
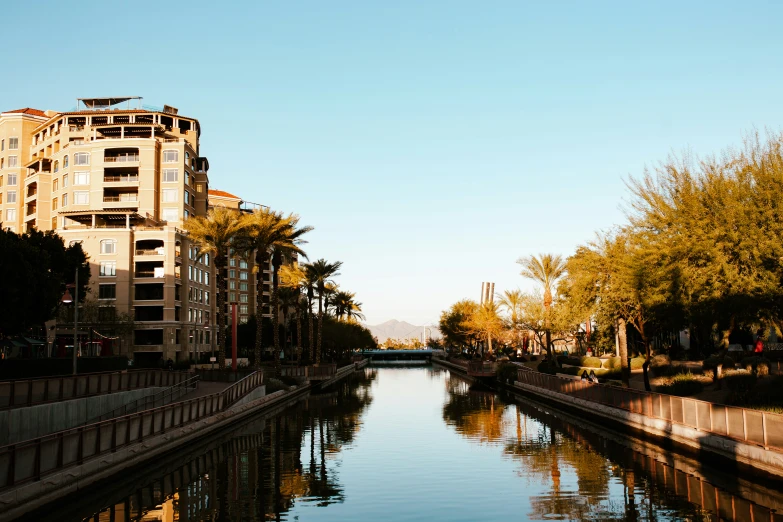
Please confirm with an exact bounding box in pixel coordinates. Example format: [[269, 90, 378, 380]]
[[0, 360, 368, 521]]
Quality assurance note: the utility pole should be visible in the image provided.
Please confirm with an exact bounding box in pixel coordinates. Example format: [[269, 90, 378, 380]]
[[72, 268, 78, 375]]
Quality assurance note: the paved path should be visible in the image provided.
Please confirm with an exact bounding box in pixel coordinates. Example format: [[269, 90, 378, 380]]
[[174, 381, 231, 402]]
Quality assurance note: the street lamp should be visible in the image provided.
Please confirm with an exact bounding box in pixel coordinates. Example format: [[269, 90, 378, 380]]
[[61, 268, 78, 375]]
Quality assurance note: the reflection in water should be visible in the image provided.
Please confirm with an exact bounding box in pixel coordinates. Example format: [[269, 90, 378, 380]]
[[22, 366, 783, 521]]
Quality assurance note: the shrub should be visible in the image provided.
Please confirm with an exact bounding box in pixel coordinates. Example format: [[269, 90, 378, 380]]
[[529, 355, 538, 362], [556, 355, 569, 366], [579, 356, 603, 368], [496, 363, 519, 384], [266, 378, 289, 393], [603, 357, 622, 370], [656, 373, 704, 397], [516, 356, 529, 363], [280, 375, 299, 386], [650, 354, 671, 368], [741, 356, 771, 377], [704, 355, 736, 372], [537, 361, 557, 374], [630, 357, 646, 370]]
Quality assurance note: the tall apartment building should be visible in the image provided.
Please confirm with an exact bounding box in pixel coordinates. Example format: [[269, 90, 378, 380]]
[[208, 189, 273, 325], [0, 97, 216, 364]]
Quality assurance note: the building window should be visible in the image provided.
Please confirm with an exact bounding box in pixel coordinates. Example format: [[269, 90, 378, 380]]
[[63, 155, 69, 168], [52, 197, 58, 210], [188, 266, 193, 281], [204, 272, 209, 285], [74, 191, 89, 205], [7, 173, 16, 186], [74, 152, 90, 166], [6, 208, 16, 221], [163, 150, 178, 163], [98, 307, 116, 322], [52, 179, 58, 191], [229, 258, 236, 267], [7, 191, 16, 204], [7, 156, 17, 168], [62, 193, 68, 207], [240, 305, 249, 315], [162, 208, 178, 222], [239, 294, 248, 303], [183, 191, 189, 205], [204, 254, 209, 266], [8, 138, 18, 150], [100, 239, 117, 254], [100, 261, 116, 277], [240, 282, 248, 291], [163, 169, 178, 182], [62, 174, 68, 187], [229, 269, 236, 279], [185, 152, 190, 163], [239, 260, 248, 269], [162, 189, 178, 202], [1, 139, 3, 151], [185, 172, 190, 186], [53, 161, 59, 173], [240, 271, 248, 280], [74, 172, 89, 185], [98, 284, 116, 299], [229, 280, 236, 290], [184, 210, 189, 220], [205, 291, 210, 305], [229, 292, 236, 303]]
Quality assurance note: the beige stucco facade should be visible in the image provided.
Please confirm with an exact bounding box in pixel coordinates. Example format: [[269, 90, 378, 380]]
[[0, 100, 216, 363]]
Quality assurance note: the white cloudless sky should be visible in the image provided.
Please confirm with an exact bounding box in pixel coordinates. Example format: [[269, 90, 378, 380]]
[[3, 1, 783, 324]]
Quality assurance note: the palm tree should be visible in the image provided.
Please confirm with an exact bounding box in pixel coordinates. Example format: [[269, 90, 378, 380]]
[[304, 265, 318, 362], [240, 208, 311, 375], [277, 286, 299, 361], [497, 289, 524, 351], [237, 207, 286, 370], [333, 290, 354, 320], [269, 215, 311, 372], [517, 254, 567, 360], [304, 259, 342, 365], [345, 299, 365, 323], [322, 282, 339, 316], [184, 207, 247, 370], [279, 263, 307, 362]]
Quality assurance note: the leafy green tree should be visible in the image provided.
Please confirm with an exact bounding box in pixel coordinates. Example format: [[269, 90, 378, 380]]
[[439, 299, 479, 354], [0, 229, 89, 337], [467, 301, 504, 356]]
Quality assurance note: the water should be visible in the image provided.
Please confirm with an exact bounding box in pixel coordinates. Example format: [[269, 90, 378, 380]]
[[22, 366, 783, 521]]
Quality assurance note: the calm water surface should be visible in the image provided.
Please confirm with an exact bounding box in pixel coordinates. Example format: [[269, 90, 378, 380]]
[[25, 365, 783, 521]]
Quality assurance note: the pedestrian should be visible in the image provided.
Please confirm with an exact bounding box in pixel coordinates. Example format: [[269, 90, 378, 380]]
[[581, 370, 590, 381], [754, 337, 764, 355], [589, 370, 599, 383]]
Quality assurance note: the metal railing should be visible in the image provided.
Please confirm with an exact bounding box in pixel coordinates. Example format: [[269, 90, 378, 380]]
[[104, 175, 139, 182], [308, 364, 337, 379], [280, 366, 307, 378], [515, 369, 783, 451], [135, 248, 164, 256], [0, 370, 192, 410], [85, 375, 200, 424], [104, 153, 139, 163], [0, 371, 263, 493], [468, 361, 496, 376], [103, 195, 138, 202]]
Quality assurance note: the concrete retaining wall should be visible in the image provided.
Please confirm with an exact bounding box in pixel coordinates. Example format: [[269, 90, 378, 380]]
[[512, 380, 783, 479], [0, 387, 165, 445]]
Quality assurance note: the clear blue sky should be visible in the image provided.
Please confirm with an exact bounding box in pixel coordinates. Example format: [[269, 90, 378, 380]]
[[3, 1, 782, 325]]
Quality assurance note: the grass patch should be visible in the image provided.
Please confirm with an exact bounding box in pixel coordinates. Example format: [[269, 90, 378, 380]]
[[656, 373, 704, 397]]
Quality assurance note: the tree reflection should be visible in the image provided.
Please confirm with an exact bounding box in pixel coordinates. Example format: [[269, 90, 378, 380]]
[[442, 376, 509, 443]]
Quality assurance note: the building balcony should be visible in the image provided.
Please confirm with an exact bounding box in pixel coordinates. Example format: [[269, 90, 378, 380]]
[[135, 248, 165, 256], [103, 174, 139, 185], [103, 195, 139, 208], [24, 211, 37, 222], [104, 153, 139, 163]]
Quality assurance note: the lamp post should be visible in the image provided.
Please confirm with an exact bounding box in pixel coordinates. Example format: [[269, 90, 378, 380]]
[[61, 268, 78, 375]]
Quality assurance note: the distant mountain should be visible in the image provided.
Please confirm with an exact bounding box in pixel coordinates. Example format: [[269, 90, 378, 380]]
[[363, 319, 441, 343]]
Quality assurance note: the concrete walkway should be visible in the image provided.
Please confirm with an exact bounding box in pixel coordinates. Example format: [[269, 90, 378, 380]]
[[174, 381, 231, 402]]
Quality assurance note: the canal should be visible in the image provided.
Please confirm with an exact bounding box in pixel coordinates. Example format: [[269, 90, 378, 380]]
[[21, 365, 783, 521]]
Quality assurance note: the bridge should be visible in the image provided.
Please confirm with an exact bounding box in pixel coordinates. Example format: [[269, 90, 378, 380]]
[[359, 349, 443, 362]]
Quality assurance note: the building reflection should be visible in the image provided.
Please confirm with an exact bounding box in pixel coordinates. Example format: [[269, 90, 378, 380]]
[[77, 368, 377, 522]]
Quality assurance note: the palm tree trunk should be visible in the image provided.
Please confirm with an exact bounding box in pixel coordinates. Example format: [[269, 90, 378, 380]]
[[296, 298, 303, 364], [254, 251, 267, 370], [316, 293, 323, 365], [308, 293, 314, 362], [272, 260, 281, 377], [215, 256, 227, 370], [618, 317, 630, 387]]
